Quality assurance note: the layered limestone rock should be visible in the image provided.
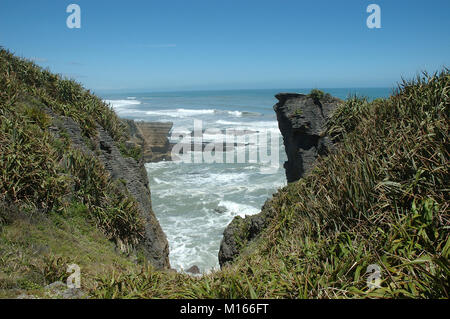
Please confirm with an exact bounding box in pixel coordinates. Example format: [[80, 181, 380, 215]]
[[49, 112, 170, 269], [124, 120, 173, 163], [98, 124, 170, 269], [218, 92, 341, 267], [274, 92, 341, 183]]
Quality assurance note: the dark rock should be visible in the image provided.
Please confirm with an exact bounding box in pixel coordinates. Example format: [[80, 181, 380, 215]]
[[274, 92, 341, 183], [218, 92, 341, 267], [214, 206, 227, 214], [186, 265, 201, 274], [218, 199, 277, 267], [49, 111, 92, 154], [99, 140, 112, 154], [95, 124, 170, 269]]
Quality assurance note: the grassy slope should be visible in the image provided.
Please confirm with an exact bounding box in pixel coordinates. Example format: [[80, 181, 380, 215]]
[[0, 202, 136, 298], [0, 49, 148, 297], [1, 49, 448, 298]]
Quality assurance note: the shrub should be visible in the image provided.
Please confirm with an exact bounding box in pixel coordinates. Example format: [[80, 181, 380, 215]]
[[309, 89, 332, 103], [0, 49, 145, 246]]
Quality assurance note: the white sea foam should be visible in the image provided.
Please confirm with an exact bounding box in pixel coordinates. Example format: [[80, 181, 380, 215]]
[[216, 119, 277, 128], [144, 155, 286, 271], [227, 110, 242, 117], [225, 110, 261, 117], [144, 108, 260, 119], [146, 108, 215, 118], [176, 108, 215, 115], [103, 99, 141, 109], [153, 177, 171, 185], [215, 120, 281, 137], [218, 200, 260, 218]]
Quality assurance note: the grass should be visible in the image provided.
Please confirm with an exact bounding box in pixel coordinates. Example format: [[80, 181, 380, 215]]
[[0, 201, 136, 298], [0, 49, 146, 272], [0, 48, 135, 156], [118, 141, 143, 163], [309, 89, 332, 103], [1, 47, 448, 298]]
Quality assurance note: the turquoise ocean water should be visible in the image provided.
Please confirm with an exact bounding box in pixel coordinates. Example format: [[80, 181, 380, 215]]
[[101, 88, 391, 272]]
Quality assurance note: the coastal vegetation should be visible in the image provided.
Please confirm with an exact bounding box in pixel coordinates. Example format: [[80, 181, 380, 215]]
[[0, 49, 148, 296], [0, 49, 448, 298], [309, 89, 332, 103]]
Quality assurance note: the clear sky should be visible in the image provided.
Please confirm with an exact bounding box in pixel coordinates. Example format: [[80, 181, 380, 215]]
[[0, 0, 449, 92]]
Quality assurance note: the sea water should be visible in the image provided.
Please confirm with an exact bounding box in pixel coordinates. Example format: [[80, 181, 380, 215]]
[[101, 88, 391, 272]]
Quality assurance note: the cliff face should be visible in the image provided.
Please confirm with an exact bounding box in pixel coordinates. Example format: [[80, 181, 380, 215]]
[[48, 111, 170, 269], [218, 92, 340, 267], [100, 122, 170, 269], [218, 198, 278, 267], [0, 49, 172, 277], [124, 120, 173, 163], [274, 93, 341, 183]]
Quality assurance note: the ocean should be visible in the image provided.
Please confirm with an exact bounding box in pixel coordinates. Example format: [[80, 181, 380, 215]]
[[100, 88, 391, 272]]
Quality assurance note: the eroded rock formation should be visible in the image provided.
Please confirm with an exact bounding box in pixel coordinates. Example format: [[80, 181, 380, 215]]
[[49, 112, 170, 269], [274, 93, 341, 183], [124, 120, 173, 163], [218, 199, 278, 267], [218, 92, 341, 267]]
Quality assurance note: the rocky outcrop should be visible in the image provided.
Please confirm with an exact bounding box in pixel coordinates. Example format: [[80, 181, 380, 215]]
[[274, 93, 341, 183], [218, 199, 278, 267], [124, 120, 173, 163], [171, 129, 256, 159], [49, 112, 170, 269], [218, 92, 341, 267], [185, 265, 201, 275], [96, 124, 170, 269]]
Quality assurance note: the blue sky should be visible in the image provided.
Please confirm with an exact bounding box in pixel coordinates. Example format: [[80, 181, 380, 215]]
[[0, 0, 449, 92]]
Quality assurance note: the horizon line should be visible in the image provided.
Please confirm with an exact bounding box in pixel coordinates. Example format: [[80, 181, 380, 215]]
[[94, 86, 395, 95]]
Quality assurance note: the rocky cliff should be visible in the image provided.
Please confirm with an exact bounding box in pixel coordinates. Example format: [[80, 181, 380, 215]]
[[218, 198, 278, 267], [101, 121, 170, 268], [218, 91, 341, 267], [0, 51, 183, 300], [47, 111, 170, 269], [274, 92, 341, 183], [124, 120, 173, 163]]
